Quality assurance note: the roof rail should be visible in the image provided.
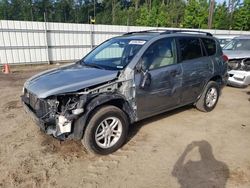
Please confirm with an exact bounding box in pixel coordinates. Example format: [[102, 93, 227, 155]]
[[124, 29, 213, 36], [123, 29, 167, 35], [161, 30, 213, 36]]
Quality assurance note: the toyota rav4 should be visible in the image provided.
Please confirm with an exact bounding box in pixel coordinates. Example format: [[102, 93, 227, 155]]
[[22, 30, 228, 155]]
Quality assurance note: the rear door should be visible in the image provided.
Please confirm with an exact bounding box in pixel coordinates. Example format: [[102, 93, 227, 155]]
[[201, 38, 226, 76], [177, 37, 213, 104], [135, 37, 183, 119]]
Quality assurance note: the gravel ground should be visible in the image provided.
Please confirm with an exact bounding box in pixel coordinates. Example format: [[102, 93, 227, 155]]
[[0, 64, 249, 188]]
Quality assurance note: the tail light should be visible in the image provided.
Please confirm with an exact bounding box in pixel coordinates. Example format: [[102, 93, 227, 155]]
[[222, 54, 229, 62]]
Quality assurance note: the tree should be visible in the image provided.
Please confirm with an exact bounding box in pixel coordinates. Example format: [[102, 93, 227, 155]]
[[0, 0, 249, 30], [213, 1, 229, 29], [183, 0, 209, 28], [232, 0, 250, 30], [165, 0, 186, 27], [0, 0, 11, 20], [136, 5, 150, 26]]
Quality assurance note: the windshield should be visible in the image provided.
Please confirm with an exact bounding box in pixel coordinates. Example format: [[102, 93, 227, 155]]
[[218, 39, 232, 45], [82, 38, 147, 70], [223, 39, 250, 51]]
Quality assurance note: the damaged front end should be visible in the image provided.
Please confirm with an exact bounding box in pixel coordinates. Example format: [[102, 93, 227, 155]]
[[22, 89, 87, 140], [227, 58, 250, 87], [228, 58, 250, 71], [21, 70, 137, 141]]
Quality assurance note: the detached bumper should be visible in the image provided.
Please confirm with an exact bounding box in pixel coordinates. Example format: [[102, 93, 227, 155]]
[[227, 78, 247, 88], [227, 70, 250, 88]]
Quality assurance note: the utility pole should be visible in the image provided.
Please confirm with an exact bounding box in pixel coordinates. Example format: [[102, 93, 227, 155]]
[[44, 12, 50, 65], [112, 0, 116, 24], [208, 0, 215, 29], [94, 0, 95, 20], [228, 0, 235, 29]]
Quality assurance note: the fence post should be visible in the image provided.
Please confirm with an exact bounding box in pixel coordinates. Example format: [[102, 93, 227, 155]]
[[6, 21, 15, 64], [0, 20, 8, 65], [44, 12, 50, 64], [90, 23, 94, 49]]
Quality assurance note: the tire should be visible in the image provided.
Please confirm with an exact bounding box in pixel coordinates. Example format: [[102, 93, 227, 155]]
[[196, 81, 220, 112], [82, 105, 129, 155]]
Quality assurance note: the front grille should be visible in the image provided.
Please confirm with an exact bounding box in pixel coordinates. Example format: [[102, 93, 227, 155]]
[[25, 90, 49, 118]]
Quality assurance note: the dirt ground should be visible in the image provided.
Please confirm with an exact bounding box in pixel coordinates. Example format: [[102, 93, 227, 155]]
[[0, 64, 250, 188]]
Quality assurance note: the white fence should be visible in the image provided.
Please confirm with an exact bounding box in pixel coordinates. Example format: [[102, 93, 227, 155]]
[[1, 20, 250, 65]]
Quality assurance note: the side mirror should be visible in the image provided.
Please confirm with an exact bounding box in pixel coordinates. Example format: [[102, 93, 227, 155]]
[[140, 70, 151, 89], [135, 58, 148, 73], [135, 60, 142, 73]]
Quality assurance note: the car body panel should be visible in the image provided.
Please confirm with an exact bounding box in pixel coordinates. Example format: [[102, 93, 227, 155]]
[[223, 50, 250, 59], [222, 36, 250, 87], [24, 63, 118, 98], [180, 56, 213, 104], [135, 63, 182, 119], [21, 31, 228, 141], [228, 70, 250, 87]]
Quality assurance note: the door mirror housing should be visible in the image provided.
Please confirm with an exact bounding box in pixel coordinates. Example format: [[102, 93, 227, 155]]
[[135, 60, 143, 73], [136, 58, 149, 73], [140, 70, 151, 89]]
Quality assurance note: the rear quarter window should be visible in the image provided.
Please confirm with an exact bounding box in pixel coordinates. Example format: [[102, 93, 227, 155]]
[[178, 37, 203, 61], [201, 38, 216, 56]]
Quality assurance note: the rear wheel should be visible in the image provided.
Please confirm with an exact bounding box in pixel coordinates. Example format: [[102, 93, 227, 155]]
[[82, 105, 129, 155], [196, 81, 220, 112]]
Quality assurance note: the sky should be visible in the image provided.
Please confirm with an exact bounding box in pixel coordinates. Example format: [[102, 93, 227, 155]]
[[216, 0, 228, 4], [215, 0, 243, 5]]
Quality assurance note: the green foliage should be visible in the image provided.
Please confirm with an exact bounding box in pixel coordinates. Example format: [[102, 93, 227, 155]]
[[183, 0, 209, 28], [232, 0, 250, 30], [213, 2, 229, 29], [0, 0, 249, 30]]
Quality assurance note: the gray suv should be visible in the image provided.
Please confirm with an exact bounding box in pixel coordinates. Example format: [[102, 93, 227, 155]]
[[22, 30, 228, 155]]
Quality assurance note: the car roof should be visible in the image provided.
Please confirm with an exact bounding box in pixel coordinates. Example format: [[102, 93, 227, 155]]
[[114, 33, 158, 41], [114, 30, 214, 41]]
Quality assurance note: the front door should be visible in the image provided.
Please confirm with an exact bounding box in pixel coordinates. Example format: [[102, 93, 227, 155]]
[[135, 37, 183, 119]]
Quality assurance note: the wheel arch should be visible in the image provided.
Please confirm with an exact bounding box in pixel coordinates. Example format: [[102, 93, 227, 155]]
[[209, 75, 222, 84], [196, 75, 222, 104], [72, 93, 135, 140]]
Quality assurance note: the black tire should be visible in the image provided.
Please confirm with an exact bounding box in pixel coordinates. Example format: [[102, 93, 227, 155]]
[[196, 81, 220, 112], [82, 105, 129, 155]]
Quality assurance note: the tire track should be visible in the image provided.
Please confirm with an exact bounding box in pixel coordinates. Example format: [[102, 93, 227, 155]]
[[81, 131, 147, 186]]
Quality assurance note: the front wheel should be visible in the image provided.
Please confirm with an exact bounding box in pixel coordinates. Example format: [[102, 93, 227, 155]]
[[196, 81, 220, 112], [82, 105, 129, 155]]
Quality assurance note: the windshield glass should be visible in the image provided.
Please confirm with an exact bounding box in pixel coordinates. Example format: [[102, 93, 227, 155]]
[[223, 39, 250, 51], [82, 38, 147, 70]]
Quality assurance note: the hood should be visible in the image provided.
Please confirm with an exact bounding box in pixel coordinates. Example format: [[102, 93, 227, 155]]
[[24, 63, 118, 98], [223, 50, 250, 59]]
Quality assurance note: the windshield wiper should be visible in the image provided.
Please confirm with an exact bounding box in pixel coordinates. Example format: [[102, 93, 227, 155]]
[[81, 60, 104, 69]]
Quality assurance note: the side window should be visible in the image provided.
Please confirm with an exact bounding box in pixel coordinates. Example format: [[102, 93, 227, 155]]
[[142, 38, 177, 70], [202, 38, 216, 56], [178, 37, 203, 61]]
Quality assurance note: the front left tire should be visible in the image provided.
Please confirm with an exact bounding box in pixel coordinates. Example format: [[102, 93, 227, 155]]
[[82, 105, 129, 155]]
